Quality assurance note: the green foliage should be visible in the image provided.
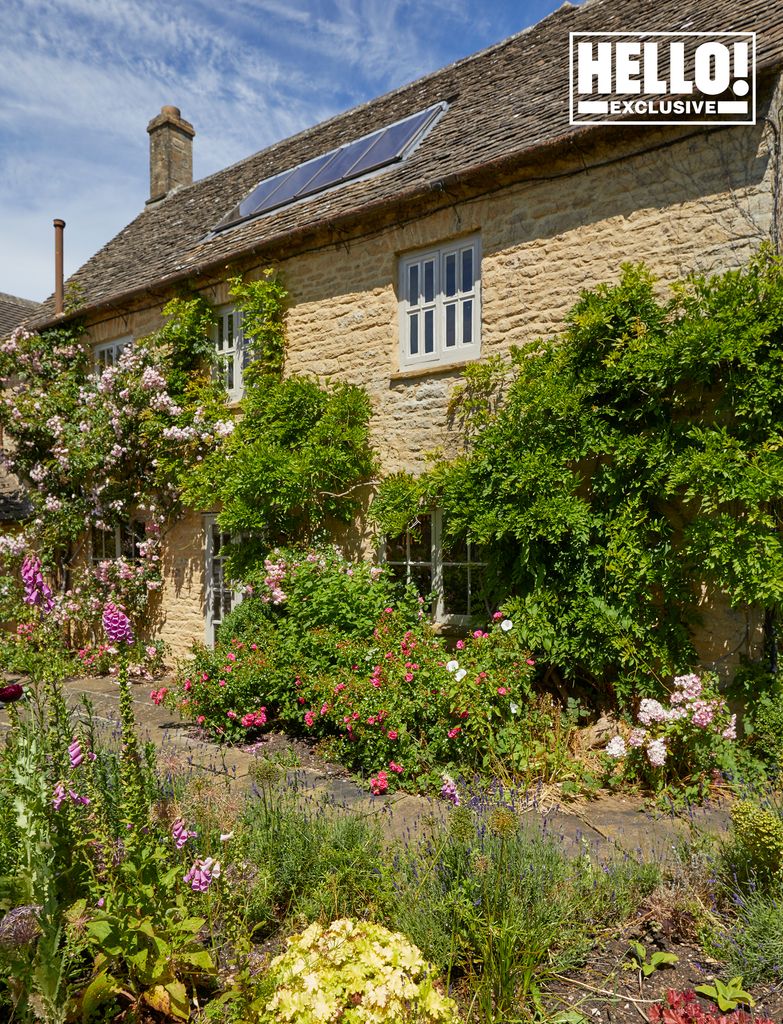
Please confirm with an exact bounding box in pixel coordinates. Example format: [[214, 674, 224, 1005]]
[[233, 789, 392, 931], [393, 802, 659, 1017], [181, 373, 376, 547], [694, 976, 754, 1012], [374, 251, 783, 697], [368, 472, 431, 539], [256, 919, 460, 1023], [228, 270, 287, 375], [627, 939, 678, 977], [731, 661, 783, 775], [730, 800, 783, 882], [170, 571, 548, 788], [708, 889, 783, 986]]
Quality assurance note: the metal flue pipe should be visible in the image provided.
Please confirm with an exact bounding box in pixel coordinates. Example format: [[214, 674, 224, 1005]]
[[53, 218, 65, 315]]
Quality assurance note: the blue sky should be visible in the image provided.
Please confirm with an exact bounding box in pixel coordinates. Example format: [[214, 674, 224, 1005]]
[[0, 0, 573, 302]]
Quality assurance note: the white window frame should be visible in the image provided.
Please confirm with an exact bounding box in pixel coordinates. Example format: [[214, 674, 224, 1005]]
[[93, 336, 131, 374], [398, 235, 481, 371], [213, 306, 248, 403], [90, 521, 145, 564], [380, 509, 486, 626], [204, 515, 243, 646]]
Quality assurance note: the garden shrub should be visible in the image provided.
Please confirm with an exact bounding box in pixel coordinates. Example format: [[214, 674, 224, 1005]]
[[230, 776, 393, 929], [392, 799, 659, 1014], [256, 919, 461, 1024], [730, 800, 783, 882], [731, 661, 783, 776], [603, 672, 737, 795], [171, 573, 543, 788], [303, 610, 536, 787]]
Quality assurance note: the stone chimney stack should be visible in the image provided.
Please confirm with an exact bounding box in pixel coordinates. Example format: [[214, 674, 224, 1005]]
[[146, 105, 195, 203]]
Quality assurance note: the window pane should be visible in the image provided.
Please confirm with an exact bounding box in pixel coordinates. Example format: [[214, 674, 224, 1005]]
[[468, 563, 487, 616], [445, 253, 457, 297], [443, 565, 469, 617], [408, 264, 419, 303], [411, 567, 433, 601], [386, 562, 408, 587], [468, 540, 486, 564], [217, 318, 224, 351], [442, 532, 468, 562], [226, 358, 234, 391], [384, 533, 407, 562], [409, 313, 419, 355], [408, 516, 432, 562], [423, 260, 435, 303], [461, 248, 474, 292], [227, 314, 234, 346], [424, 310, 434, 354], [462, 300, 473, 344], [445, 304, 456, 347], [121, 521, 145, 561]]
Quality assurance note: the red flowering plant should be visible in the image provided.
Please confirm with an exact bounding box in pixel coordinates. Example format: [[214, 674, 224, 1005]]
[[170, 634, 289, 743], [647, 989, 772, 1024], [302, 608, 537, 791]]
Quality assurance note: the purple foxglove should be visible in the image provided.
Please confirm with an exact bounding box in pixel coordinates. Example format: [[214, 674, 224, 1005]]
[[102, 602, 134, 645]]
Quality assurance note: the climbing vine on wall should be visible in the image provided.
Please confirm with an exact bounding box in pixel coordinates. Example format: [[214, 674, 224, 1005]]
[[371, 248, 783, 699]]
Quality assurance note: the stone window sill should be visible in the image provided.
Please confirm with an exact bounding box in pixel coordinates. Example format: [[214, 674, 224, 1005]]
[[389, 360, 470, 383]]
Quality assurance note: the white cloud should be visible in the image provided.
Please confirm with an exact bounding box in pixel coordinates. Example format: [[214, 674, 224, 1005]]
[[0, 0, 557, 301]]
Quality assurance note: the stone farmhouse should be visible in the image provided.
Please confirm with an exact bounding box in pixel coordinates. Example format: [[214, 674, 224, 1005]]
[[29, 0, 783, 663]]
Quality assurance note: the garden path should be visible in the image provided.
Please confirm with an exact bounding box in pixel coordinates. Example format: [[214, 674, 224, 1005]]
[[0, 674, 733, 865]]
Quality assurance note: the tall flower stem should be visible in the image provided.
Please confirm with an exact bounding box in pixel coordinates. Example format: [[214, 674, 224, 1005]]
[[117, 653, 145, 831]]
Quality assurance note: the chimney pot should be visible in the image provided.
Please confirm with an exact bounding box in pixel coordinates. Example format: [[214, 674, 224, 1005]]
[[146, 105, 195, 204]]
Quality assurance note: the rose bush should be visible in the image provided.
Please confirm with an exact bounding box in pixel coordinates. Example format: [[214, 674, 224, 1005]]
[[605, 671, 737, 790]]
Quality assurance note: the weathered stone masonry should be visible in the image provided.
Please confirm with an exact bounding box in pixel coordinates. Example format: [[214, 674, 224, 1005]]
[[84, 101, 781, 666]]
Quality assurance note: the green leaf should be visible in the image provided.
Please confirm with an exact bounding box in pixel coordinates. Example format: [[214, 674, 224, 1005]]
[[165, 979, 191, 1020], [86, 919, 114, 944], [177, 917, 206, 934], [177, 949, 214, 972], [80, 971, 120, 1024], [649, 952, 679, 969]]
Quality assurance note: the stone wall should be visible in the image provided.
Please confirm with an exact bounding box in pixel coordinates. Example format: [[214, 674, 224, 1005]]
[[84, 106, 780, 667]]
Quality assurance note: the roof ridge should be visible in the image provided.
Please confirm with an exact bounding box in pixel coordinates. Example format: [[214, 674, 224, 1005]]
[[0, 292, 40, 308], [167, 0, 585, 202]]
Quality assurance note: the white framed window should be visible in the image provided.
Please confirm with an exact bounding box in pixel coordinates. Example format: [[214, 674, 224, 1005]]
[[91, 521, 145, 564], [204, 515, 242, 646], [398, 235, 481, 371], [214, 306, 249, 403], [381, 510, 486, 625], [93, 336, 131, 374]]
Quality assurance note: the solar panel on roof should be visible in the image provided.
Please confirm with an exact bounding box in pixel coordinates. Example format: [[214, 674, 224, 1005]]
[[235, 169, 294, 222], [215, 101, 446, 231], [348, 106, 442, 177]]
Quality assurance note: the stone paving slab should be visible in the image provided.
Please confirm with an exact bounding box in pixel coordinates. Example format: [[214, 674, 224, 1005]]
[[0, 674, 733, 864]]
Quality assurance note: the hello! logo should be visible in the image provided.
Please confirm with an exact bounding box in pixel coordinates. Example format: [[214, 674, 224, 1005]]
[[569, 32, 756, 126]]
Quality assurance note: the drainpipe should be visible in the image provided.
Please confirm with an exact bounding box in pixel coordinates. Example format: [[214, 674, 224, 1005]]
[[53, 218, 65, 315]]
